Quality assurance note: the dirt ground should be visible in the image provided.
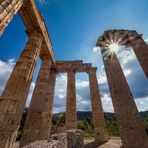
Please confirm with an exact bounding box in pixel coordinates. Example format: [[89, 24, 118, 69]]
[[84, 138, 122, 148], [14, 138, 122, 148]]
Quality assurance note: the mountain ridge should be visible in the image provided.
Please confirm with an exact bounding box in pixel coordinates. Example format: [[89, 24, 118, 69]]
[[53, 110, 148, 120]]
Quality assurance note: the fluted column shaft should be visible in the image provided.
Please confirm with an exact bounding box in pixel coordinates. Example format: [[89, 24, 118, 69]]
[[47, 69, 57, 134], [129, 37, 148, 78], [88, 68, 108, 144], [20, 55, 56, 147], [65, 71, 77, 130], [0, 32, 43, 148], [0, 0, 24, 35], [101, 51, 148, 148]]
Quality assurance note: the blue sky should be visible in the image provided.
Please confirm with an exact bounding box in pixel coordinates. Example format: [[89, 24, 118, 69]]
[[0, 0, 148, 113]]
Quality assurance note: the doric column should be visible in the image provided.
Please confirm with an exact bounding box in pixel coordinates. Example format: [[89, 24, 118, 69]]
[[20, 55, 56, 147], [46, 69, 57, 134], [128, 36, 148, 78], [100, 50, 148, 147], [65, 70, 77, 130], [0, 0, 24, 35], [88, 68, 108, 145], [0, 31, 43, 148]]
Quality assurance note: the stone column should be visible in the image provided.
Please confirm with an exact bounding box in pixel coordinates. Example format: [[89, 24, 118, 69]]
[[88, 68, 108, 145], [0, 31, 43, 148], [20, 56, 56, 147], [65, 70, 77, 130], [100, 50, 148, 148], [20, 55, 53, 147], [0, 0, 24, 35], [128, 36, 148, 78], [46, 68, 57, 136]]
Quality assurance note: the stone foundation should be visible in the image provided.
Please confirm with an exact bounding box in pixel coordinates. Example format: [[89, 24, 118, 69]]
[[23, 130, 84, 148]]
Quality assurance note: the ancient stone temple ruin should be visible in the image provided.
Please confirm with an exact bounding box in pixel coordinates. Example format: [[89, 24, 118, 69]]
[[0, 0, 148, 148], [97, 30, 148, 148], [20, 60, 108, 147]]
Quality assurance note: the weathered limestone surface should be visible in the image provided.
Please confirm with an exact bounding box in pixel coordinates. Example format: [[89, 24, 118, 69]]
[[129, 37, 148, 78], [88, 68, 108, 145], [20, 55, 56, 147], [46, 68, 57, 136], [23, 133, 67, 148], [49, 133, 67, 148], [23, 130, 84, 148], [101, 52, 148, 148], [66, 129, 84, 148], [0, 32, 43, 148], [65, 71, 77, 130], [54, 60, 92, 73], [0, 0, 24, 35], [19, 0, 55, 62]]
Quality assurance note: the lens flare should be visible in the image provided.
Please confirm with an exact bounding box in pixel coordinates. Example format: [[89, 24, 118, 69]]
[[108, 43, 119, 53], [102, 41, 120, 58]]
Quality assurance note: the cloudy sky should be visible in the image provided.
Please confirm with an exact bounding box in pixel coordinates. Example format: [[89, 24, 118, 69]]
[[0, 0, 148, 113]]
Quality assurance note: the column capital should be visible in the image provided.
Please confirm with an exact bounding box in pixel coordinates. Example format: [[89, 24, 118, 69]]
[[87, 67, 97, 74], [50, 68, 57, 74], [67, 69, 76, 74]]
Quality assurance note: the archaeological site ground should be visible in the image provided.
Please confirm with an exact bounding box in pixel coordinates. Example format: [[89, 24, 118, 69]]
[[0, 0, 148, 148]]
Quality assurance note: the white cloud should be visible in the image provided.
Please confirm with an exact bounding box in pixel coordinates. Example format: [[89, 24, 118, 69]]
[[26, 82, 35, 107], [54, 73, 67, 100], [52, 72, 114, 113], [52, 66, 148, 113], [144, 38, 148, 43], [53, 73, 67, 113], [101, 94, 114, 112], [76, 79, 89, 89], [0, 59, 15, 94], [93, 47, 100, 53], [135, 96, 148, 111], [0, 58, 147, 114], [117, 46, 136, 65], [0, 59, 36, 108], [124, 69, 132, 77], [97, 74, 107, 85]]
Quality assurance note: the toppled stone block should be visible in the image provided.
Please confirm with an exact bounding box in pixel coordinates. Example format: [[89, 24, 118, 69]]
[[23, 130, 84, 148], [66, 129, 84, 148], [23, 133, 67, 148], [49, 133, 67, 147]]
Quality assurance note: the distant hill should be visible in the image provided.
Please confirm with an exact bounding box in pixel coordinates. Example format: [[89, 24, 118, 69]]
[[16, 109, 148, 140], [140, 111, 148, 118], [54, 110, 148, 120]]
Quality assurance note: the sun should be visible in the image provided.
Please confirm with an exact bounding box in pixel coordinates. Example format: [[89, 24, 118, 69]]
[[98, 36, 121, 58], [108, 43, 119, 53], [102, 42, 119, 58]]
